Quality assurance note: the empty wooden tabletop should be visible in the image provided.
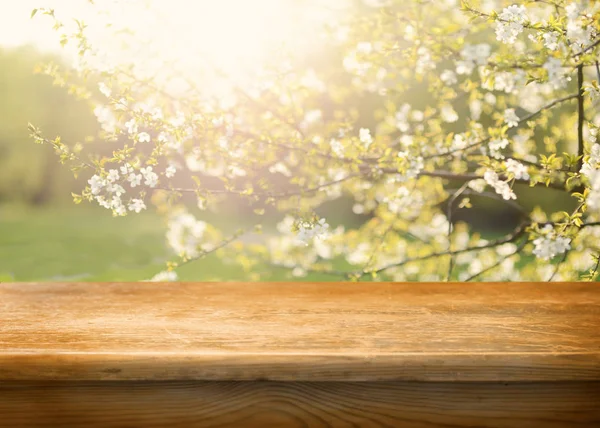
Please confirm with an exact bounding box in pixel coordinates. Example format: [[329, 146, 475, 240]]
[[1, 282, 599, 382]]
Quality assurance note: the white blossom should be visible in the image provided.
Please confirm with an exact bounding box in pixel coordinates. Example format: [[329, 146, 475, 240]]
[[456, 44, 490, 75], [140, 166, 158, 188], [505, 159, 529, 180], [347, 242, 371, 265], [128, 198, 146, 213], [580, 144, 600, 180], [504, 108, 519, 128], [98, 82, 112, 97], [451, 134, 468, 151], [532, 225, 571, 260], [120, 163, 134, 176], [269, 162, 292, 177], [469, 99, 482, 120], [489, 138, 509, 159], [125, 118, 138, 134], [441, 104, 458, 123], [396, 151, 424, 180], [359, 128, 373, 148], [495, 5, 528, 44], [165, 165, 177, 178], [565, 2, 594, 51], [395, 104, 411, 132], [468, 179, 486, 193], [93, 105, 117, 133], [411, 110, 424, 121], [330, 139, 344, 157], [301, 109, 322, 129], [147, 270, 178, 282], [169, 111, 186, 128], [542, 31, 560, 50], [489, 70, 525, 94], [167, 211, 208, 258], [109, 195, 126, 216], [399, 135, 414, 148], [114, 205, 127, 216], [484, 170, 516, 200], [440, 69, 457, 85], [583, 155, 600, 211], [96, 195, 110, 209], [484, 93, 497, 105], [137, 132, 151, 143], [115, 98, 128, 111], [106, 183, 125, 197], [583, 82, 600, 102], [107, 169, 120, 183], [589, 143, 600, 165], [88, 174, 106, 195], [127, 172, 142, 188], [415, 47, 436, 74], [588, 127, 598, 144], [356, 41, 373, 54], [543, 58, 570, 89], [343, 51, 371, 76], [296, 218, 330, 245]]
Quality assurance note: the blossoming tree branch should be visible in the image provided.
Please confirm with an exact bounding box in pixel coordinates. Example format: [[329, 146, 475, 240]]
[[28, 0, 600, 281]]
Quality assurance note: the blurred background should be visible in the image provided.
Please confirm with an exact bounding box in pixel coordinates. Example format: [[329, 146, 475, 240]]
[[0, 1, 577, 282]]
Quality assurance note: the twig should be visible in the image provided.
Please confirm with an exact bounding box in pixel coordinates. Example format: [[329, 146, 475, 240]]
[[172, 227, 255, 271], [577, 64, 585, 172], [585, 254, 600, 281], [423, 94, 577, 161], [268, 262, 352, 279], [465, 238, 527, 282], [363, 221, 530, 277], [547, 248, 569, 282], [445, 188, 529, 217], [446, 181, 470, 281], [154, 173, 361, 199], [579, 38, 600, 56]]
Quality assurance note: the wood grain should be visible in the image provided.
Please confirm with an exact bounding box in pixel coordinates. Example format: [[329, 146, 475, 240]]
[[1, 380, 599, 428], [1, 282, 599, 381]]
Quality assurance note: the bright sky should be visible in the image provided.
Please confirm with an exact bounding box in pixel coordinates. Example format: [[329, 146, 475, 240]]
[[0, 0, 355, 104], [1, 0, 350, 92], [0, 0, 350, 52]]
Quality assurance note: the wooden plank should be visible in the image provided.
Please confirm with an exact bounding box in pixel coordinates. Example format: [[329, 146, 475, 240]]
[[1, 282, 599, 381], [1, 380, 599, 428]]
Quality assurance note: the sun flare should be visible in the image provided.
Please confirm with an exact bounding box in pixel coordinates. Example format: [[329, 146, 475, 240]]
[[33, 0, 346, 93]]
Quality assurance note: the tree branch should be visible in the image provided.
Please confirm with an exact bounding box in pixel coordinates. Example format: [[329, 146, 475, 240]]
[[464, 238, 527, 282], [363, 221, 530, 277], [577, 64, 585, 172], [423, 94, 577, 161], [154, 172, 360, 199], [446, 182, 470, 281], [390, 169, 569, 192]]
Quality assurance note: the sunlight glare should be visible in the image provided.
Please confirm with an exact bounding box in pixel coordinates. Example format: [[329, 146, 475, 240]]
[[83, 0, 340, 91]]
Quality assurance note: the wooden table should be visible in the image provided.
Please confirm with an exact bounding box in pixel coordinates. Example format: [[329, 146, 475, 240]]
[[1, 282, 599, 427]]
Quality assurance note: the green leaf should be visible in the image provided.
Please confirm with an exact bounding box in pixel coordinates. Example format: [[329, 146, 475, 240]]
[[30, 8, 38, 19]]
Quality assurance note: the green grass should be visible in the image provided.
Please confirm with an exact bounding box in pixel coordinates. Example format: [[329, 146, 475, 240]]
[[0, 204, 513, 283], [3, 203, 577, 283], [0, 204, 340, 282], [1, 204, 166, 281]]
